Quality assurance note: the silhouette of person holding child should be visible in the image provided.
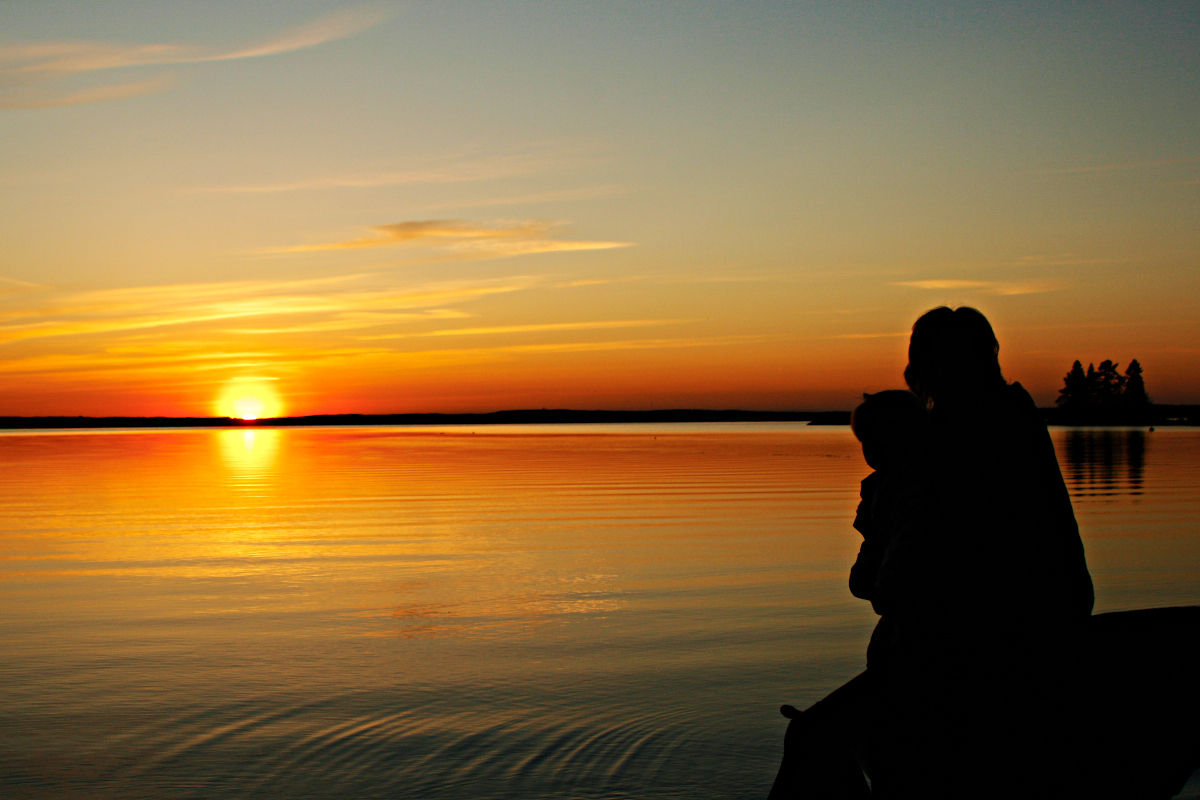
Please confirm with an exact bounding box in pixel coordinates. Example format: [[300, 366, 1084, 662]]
[[769, 306, 1098, 798]]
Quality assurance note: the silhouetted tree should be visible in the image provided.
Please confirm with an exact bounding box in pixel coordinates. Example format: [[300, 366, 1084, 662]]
[[1057, 360, 1089, 409], [1124, 359, 1150, 414], [1056, 357, 1153, 423], [1093, 360, 1126, 411]]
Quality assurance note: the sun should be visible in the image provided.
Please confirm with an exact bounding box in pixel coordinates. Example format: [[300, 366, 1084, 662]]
[[215, 379, 284, 421], [231, 396, 267, 421]]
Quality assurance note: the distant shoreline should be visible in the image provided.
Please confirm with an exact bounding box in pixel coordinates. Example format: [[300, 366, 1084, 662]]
[[2, 405, 1198, 430], [0, 409, 852, 429]]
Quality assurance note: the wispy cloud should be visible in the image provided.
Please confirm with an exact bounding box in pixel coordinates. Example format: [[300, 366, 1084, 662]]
[[824, 332, 909, 340], [0, 348, 281, 377], [281, 220, 548, 251], [0, 270, 728, 389], [200, 8, 390, 63], [893, 279, 994, 291], [891, 279, 1067, 296], [226, 309, 472, 336], [269, 219, 633, 259], [194, 147, 596, 194], [0, 76, 172, 109], [555, 279, 617, 288], [0, 345, 392, 381], [0, 275, 45, 290], [0, 6, 389, 108], [366, 334, 780, 368], [0, 273, 530, 345], [1, 7, 387, 75], [0, 272, 535, 387], [359, 319, 687, 341]]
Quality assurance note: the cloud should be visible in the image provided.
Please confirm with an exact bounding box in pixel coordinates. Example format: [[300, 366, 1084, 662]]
[[893, 280, 994, 291], [0, 41, 195, 78], [0, 6, 388, 108], [0, 275, 44, 291], [555, 278, 620, 288], [359, 319, 687, 341], [0, 273, 532, 345], [226, 309, 472, 336], [825, 332, 909, 340], [202, 7, 390, 63], [0, 349, 281, 377], [193, 147, 592, 194], [0, 268, 788, 399], [270, 219, 634, 259], [454, 238, 633, 258], [287, 220, 548, 250], [466, 334, 776, 356], [0, 77, 172, 109], [0, 270, 734, 389], [0, 345, 394, 381], [891, 279, 1066, 296], [367, 334, 781, 368], [1, 7, 387, 76]]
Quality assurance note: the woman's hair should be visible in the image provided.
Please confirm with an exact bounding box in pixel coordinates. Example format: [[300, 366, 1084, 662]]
[[904, 306, 1004, 404]]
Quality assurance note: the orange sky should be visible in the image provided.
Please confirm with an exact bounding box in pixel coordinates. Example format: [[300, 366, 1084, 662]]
[[1, 3, 1198, 416]]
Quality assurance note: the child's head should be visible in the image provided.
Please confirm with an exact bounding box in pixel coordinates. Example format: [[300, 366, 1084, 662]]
[[851, 390, 928, 471]]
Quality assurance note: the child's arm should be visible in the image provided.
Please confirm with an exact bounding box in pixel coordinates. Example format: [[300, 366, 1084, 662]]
[[869, 474, 935, 620], [849, 538, 886, 600], [849, 474, 884, 600]]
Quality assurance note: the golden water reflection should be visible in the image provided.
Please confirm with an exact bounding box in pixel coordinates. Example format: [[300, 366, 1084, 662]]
[[1062, 428, 1146, 497], [0, 425, 1197, 798], [217, 427, 281, 486]]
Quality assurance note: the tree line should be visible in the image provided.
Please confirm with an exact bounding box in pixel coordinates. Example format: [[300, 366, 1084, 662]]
[[1055, 358, 1151, 422]]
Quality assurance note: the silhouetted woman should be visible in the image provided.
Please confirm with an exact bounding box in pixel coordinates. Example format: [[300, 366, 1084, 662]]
[[770, 307, 1094, 798], [879, 306, 1094, 795], [885, 306, 1093, 640]]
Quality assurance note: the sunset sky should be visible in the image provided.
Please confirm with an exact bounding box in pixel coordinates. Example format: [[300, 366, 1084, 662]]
[[1, 1, 1197, 417]]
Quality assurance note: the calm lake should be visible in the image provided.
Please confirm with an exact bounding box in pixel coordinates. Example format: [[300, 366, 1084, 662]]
[[1, 424, 1198, 798]]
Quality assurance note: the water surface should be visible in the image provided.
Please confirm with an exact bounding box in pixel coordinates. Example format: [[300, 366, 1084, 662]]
[[1, 424, 1197, 798]]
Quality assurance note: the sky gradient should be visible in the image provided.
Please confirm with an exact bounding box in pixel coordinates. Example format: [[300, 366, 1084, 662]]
[[1, 1, 1198, 416]]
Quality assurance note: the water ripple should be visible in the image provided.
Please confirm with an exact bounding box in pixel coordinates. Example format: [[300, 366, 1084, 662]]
[[97, 691, 704, 798]]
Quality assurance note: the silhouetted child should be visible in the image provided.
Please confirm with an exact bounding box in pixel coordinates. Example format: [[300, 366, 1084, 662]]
[[849, 390, 928, 667], [769, 392, 930, 799]]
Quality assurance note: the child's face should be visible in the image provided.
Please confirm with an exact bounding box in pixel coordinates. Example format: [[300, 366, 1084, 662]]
[[861, 439, 890, 472], [861, 428, 916, 471]]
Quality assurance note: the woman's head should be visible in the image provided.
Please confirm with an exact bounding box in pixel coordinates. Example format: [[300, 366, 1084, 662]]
[[904, 306, 1004, 404]]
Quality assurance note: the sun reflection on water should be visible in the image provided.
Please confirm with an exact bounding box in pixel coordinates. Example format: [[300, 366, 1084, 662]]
[[217, 428, 281, 487], [2, 427, 1200, 798]]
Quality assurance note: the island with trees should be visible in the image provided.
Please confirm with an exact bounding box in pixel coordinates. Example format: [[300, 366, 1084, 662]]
[[1043, 358, 1198, 426]]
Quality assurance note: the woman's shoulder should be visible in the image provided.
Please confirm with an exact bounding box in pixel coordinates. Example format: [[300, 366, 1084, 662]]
[[997, 382, 1057, 456], [1005, 381, 1036, 406], [993, 381, 1041, 424]]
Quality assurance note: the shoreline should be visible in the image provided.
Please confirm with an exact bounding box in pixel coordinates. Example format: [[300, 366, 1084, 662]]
[[0, 409, 852, 430], [2, 406, 1199, 430]]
